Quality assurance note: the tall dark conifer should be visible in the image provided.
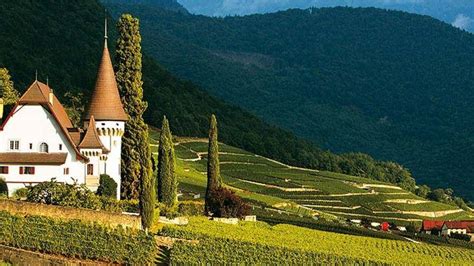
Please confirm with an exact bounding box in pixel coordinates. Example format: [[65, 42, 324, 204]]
[[115, 14, 154, 229], [157, 116, 177, 207], [205, 114, 222, 212]]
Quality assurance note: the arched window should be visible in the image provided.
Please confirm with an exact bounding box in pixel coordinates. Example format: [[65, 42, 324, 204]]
[[39, 143, 48, 153]]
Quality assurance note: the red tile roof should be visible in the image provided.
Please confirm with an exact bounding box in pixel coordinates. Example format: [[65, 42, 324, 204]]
[[18, 81, 73, 129], [422, 220, 445, 231], [443, 221, 474, 233], [84, 41, 128, 121], [78, 116, 108, 153], [0, 152, 67, 165]]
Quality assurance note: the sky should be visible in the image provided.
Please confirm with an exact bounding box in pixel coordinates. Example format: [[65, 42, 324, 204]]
[[177, 0, 474, 32]]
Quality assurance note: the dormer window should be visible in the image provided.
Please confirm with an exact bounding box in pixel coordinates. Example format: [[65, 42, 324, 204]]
[[39, 143, 49, 153]]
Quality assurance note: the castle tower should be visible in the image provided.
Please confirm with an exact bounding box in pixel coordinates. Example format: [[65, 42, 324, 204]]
[[84, 23, 128, 199]]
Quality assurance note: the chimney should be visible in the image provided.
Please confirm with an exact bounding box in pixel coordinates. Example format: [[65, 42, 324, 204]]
[[49, 89, 54, 105]]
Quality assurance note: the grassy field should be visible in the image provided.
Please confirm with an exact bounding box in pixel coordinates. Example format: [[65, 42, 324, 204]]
[[160, 217, 474, 265], [150, 131, 473, 224]]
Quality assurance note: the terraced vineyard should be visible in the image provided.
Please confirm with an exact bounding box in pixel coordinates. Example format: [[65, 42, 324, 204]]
[[153, 135, 473, 224], [160, 217, 474, 265]]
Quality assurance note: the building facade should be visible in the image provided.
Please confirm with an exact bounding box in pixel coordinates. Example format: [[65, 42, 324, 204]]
[[0, 36, 127, 199]]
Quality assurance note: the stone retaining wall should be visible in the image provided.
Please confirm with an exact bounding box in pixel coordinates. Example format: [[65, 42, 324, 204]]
[[0, 245, 115, 266], [0, 199, 140, 229]]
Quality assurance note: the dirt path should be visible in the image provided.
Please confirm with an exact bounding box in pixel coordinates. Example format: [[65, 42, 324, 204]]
[[295, 199, 343, 203], [403, 237, 421, 244], [237, 178, 319, 192], [360, 184, 403, 190], [220, 162, 267, 166], [303, 205, 361, 210], [179, 151, 256, 162], [385, 199, 430, 204], [372, 209, 463, 218], [325, 211, 422, 222]]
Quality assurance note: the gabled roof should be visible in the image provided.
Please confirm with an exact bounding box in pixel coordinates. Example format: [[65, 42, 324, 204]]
[[78, 116, 108, 153], [443, 221, 474, 233], [18, 81, 73, 128], [0, 152, 67, 165], [84, 40, 128, 121], [1, 81, 88, 162], [422, 220, 445, 231]]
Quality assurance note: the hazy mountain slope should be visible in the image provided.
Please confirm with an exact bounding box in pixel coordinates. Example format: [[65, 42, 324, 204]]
[[178, 0, 474, 32], [103, 0, 188, 13], [103, 4, 474, 200]]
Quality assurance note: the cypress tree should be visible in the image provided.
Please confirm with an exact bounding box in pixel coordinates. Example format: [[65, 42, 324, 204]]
[[115, 14, 154, 228], [157, 116, 177, 207], [205, 114, 222, 212]]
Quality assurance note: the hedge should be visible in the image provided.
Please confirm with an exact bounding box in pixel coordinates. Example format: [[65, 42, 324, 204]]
[[0, 211, 157, 264]]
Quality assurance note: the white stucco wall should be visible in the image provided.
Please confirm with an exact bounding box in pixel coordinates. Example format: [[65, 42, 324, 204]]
[[0, 105, 85, 195], [95, 120, 124, 199]]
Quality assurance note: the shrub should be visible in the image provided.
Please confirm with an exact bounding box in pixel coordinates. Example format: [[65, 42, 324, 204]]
[[119, 199, 140, 213], [96, 174, 117, 198], [12, 188, 28, 199], [99, 198, 139, 213], [25, 179, 135, 213], [0, 177, 8, 196], [0, 211, 157, 264], [450, 233, 472, 242], [158, 202, 179, 219], [206, 187, 250, 218], [178, 201, 204, 216], [26, 179, 101, 210]]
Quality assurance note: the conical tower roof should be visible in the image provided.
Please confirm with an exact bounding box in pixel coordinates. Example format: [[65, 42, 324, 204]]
[[79, 116, 109, 153], [85, 40, 128, 121]]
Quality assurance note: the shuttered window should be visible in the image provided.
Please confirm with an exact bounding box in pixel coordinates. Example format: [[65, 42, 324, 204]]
[[0, 166, 8, 174], [19, 167, 35, 175]]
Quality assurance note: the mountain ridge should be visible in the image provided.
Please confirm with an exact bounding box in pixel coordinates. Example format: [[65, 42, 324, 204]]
[[103, 4, 474, 200], [178, 0, 474, 33]]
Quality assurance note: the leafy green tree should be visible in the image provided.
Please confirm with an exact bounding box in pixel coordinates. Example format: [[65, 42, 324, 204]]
[[0, 177, 8, 196], [97, 174, 117, 198], [428, 188, 452, 203], [415, 185, 431, 198], [0, 68, 19, 106], [157, 116, 177, 207], [0, 68, 20, 120], [116, 14, 154, 229], [205, 114, 222, 212], [63, 91, 85, 127]]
